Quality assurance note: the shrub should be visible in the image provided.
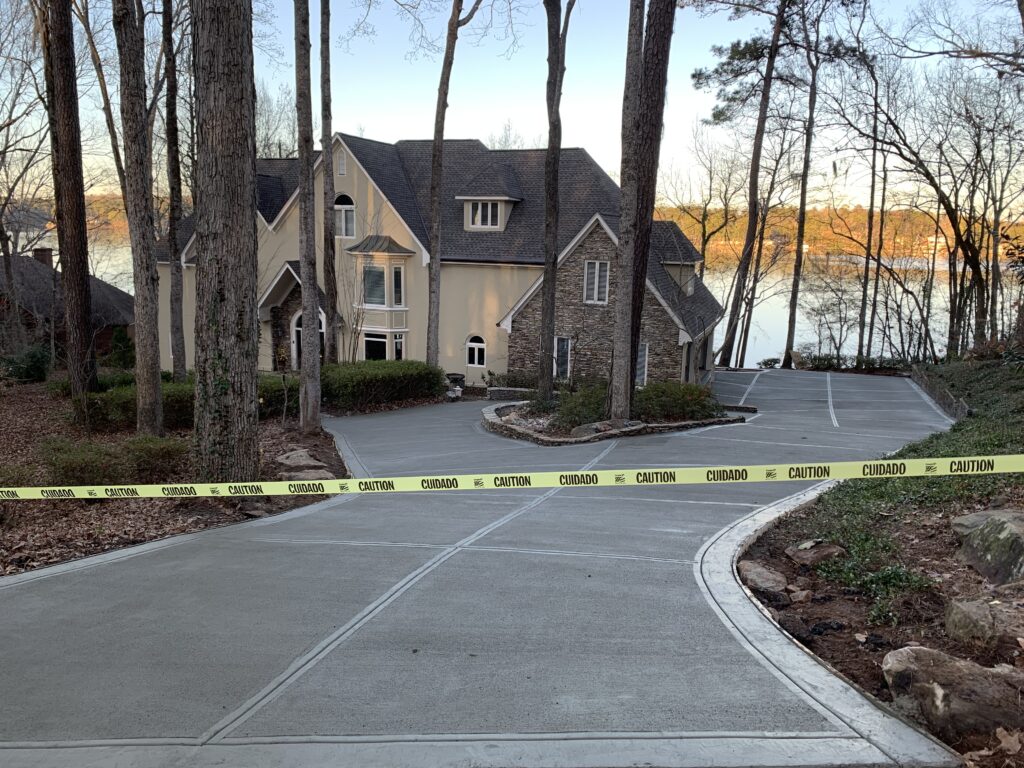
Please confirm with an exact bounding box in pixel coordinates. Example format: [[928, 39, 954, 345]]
[[87, 381, 195, 431], [487, 370, 539, 389], [633, 381, 723, 423], [758, 357, 780, 369], [1, 345, 50, 383], [39, 438, 124, 485], [49, 370, 137, 398], [122, 436, 189, 483], [551, 383, 607, 431], [104, 327, 135, 370], [258, 373, 300, 420], [320, 360, 446, 411]]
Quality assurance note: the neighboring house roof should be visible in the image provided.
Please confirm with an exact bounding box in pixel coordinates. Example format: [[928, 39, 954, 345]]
[[499, 214, 723, 341], [455, 163, 524, 201], [3, 203, 52, 236], [346, 234, 416, 256], [0, 252, 134, 327]]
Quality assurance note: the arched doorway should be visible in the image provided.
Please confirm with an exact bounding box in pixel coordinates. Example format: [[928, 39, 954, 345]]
[[290, 308, 326, 369]]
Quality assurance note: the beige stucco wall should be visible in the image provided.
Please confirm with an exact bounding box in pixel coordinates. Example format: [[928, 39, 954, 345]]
[[157, 136, 538, 376]]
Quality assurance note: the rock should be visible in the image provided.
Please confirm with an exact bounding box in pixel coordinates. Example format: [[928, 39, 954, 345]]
[[882, 646, 1024, 738], [790, 589, 813, 603], [738, 560, 788, 595], [569, 423, 601, 438], [810, 620, 845, 636], [957, 510, 1024, 584], [275, 449, 326, 469], [240, 505, 268, 519], [784, 540, 847, 567], [777, 613, 811, 642], [946, 598, 1024, 651], [278, 469, 335, 482]]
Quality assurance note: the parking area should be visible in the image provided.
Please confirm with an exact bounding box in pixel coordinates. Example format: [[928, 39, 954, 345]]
[[0, 369, 957, 767]]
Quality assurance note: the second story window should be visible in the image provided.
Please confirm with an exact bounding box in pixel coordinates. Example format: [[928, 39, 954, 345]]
[[469, 201, 500, 229], [363, 264, 385, 306], [334, 194, 356, 239], [392, 265, 404, 306], [584, 260, 609, 304]]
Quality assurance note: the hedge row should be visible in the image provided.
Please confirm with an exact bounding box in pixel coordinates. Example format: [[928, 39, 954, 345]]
[[40, 436, 189, 485], [549, 380, 723, 430], [80, 360, 446, 431]]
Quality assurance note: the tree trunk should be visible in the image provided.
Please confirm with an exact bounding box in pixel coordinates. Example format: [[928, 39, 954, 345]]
[[855, 77, 879, 365], [737, 213, 768, 366], [536, 0, 575, 403], [320, 0, 339, 364], [294, 0, 321, 432], [0, 226, 27, 351], [866, 151, 888, 358], [192, 0, 260, 481], [781, 62, 819, 369], [717, 0, 788, 367], [164, 0, 187, 382], [610, 0, 676, 419], [113, 0, 163, 435], [40, 0, 98, 415]]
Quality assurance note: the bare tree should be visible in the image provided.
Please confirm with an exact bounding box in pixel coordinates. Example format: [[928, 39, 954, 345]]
[[535, 0, 575, 403], [256, 79, 297, 158], [294, 0, 320, 432], [112, 0, 163, 434], [320, 0, 339, 364], [609, 0, 676, 419], [163, 0, 186, 381], [35, 0, 98, 411], [192, 0, 259, 480]]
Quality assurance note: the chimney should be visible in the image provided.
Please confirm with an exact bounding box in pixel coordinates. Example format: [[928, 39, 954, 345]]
[[32, 248, 53, 269]]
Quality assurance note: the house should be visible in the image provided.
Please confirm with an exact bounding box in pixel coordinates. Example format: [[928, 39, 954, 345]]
[[0, 248, 135, 354], [156, 134, 722, 385]]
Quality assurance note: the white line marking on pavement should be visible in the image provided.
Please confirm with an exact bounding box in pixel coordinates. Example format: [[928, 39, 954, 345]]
[[826, 373, 839, 428], [739, 371, 763, 405], [559, 495, 761, 508], [201, 440, 621, 744], [906, 378, 956, 425]]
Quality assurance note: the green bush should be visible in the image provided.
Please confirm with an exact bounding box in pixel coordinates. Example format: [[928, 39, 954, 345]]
[[2, 345, 50, 383], [122, 436, 189, 483], [320, 360, 445, 411], [39, 438, 124, 485], [39, 436, 188, 485], [551, 384, 607, 431], [633, 381, 723, 423], [87, 381, 195, 431], [258, 373, 300, 419], [104, 327, 135, 369], [487, 370, 539, 389], [758, 357, 780, 369], [48, 370, 136, 398]]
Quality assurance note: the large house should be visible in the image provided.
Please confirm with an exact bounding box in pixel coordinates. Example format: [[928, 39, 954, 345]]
[[156, 134, 722, 386]]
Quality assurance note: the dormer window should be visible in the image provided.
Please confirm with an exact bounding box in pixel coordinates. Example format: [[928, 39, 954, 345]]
[[469, 201, 500, 229], [334, 194, 355, 239]]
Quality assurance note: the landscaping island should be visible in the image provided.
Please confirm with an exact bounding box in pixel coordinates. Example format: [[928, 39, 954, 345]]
[[738, 360, 1024, 767]]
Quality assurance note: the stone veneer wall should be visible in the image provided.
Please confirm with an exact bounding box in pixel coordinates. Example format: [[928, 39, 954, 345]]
[[269, 284, 304, 371], [507, 225, 686, 383]]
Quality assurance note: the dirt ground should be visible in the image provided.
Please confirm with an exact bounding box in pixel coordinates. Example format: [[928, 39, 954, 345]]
[[0, 382, 347, 577]]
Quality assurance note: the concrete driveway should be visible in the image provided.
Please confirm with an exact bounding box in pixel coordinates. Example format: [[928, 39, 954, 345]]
[[0, 370, 959, 767]]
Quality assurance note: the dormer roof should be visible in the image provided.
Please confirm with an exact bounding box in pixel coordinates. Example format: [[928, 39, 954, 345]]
[[454, 163, 523, 201]]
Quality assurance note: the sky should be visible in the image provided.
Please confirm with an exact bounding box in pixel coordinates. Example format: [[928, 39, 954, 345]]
[[254, 0, 765, 180]]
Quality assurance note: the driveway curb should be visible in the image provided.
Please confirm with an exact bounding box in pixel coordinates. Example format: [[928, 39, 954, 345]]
[[695, 483, 960, 768]]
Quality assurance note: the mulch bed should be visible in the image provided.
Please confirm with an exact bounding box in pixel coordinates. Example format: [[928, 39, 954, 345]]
[[745, 487, 1024, 766], [0, 382, 347, 577]]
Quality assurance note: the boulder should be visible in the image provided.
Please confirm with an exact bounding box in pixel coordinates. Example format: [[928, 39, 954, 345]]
[[956, 510, 1024, 584], [275, 449, 326, 469], [569, 423, 601, 438], [946, 598, 1024, 651], [777, 613, 811, 642], [882, 646, 1024, 738], [738, 560, 788, 596], [278, 469, 335, 482], [784, 540, 848, 567], [790, 589, 813, 603]]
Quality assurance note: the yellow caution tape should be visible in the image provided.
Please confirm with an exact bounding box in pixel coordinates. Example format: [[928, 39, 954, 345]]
[[0, 454, 1021, 501]]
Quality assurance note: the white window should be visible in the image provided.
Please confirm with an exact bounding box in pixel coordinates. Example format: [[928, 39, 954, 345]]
[[584, 260, 609, 304], [392, 265, 404, 307], [334, 194, 355, 238], [467, 335, 486, 367], [363, 264, 386, 306], [363, 332, 387, 361], [635, 342, 648, 387], [394, 333, 404, 361], [290, 309, 326, 370], [554, 336, 572, 379], [469, 201, 500, 229], [337, 151, 347, 176]]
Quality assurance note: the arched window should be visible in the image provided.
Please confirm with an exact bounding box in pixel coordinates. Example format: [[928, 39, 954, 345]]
[[290, 309, 326, 369], [467, 335, 486, 367], [334, 194, 355, 239]]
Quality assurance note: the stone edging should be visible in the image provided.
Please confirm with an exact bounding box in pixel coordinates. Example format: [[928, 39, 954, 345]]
[[696, 483, 960, 768], [481, 402, 746, 446]]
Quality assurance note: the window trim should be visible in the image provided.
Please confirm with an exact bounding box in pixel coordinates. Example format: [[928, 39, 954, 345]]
[[362, 331, 388, 361], [554, 335, 572, 379], [391, 264, 405, 308], [337, 152, 347, 176], [393, 332, 404, 361], [362, 262, 387, 308], [583, 260, 609, 304], [289, 308, 326, 370], [467, 334, 486, 367], [467, 200, 501, 230], [334, 194, 356, 239], [635, 342, 649, 387]]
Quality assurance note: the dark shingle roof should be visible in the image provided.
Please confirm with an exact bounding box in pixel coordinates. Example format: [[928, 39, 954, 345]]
[[647, 256, 723, 339], [346, 235, 416, 256], [456, 163, 524, 200], [0, 253, 134, 327]]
